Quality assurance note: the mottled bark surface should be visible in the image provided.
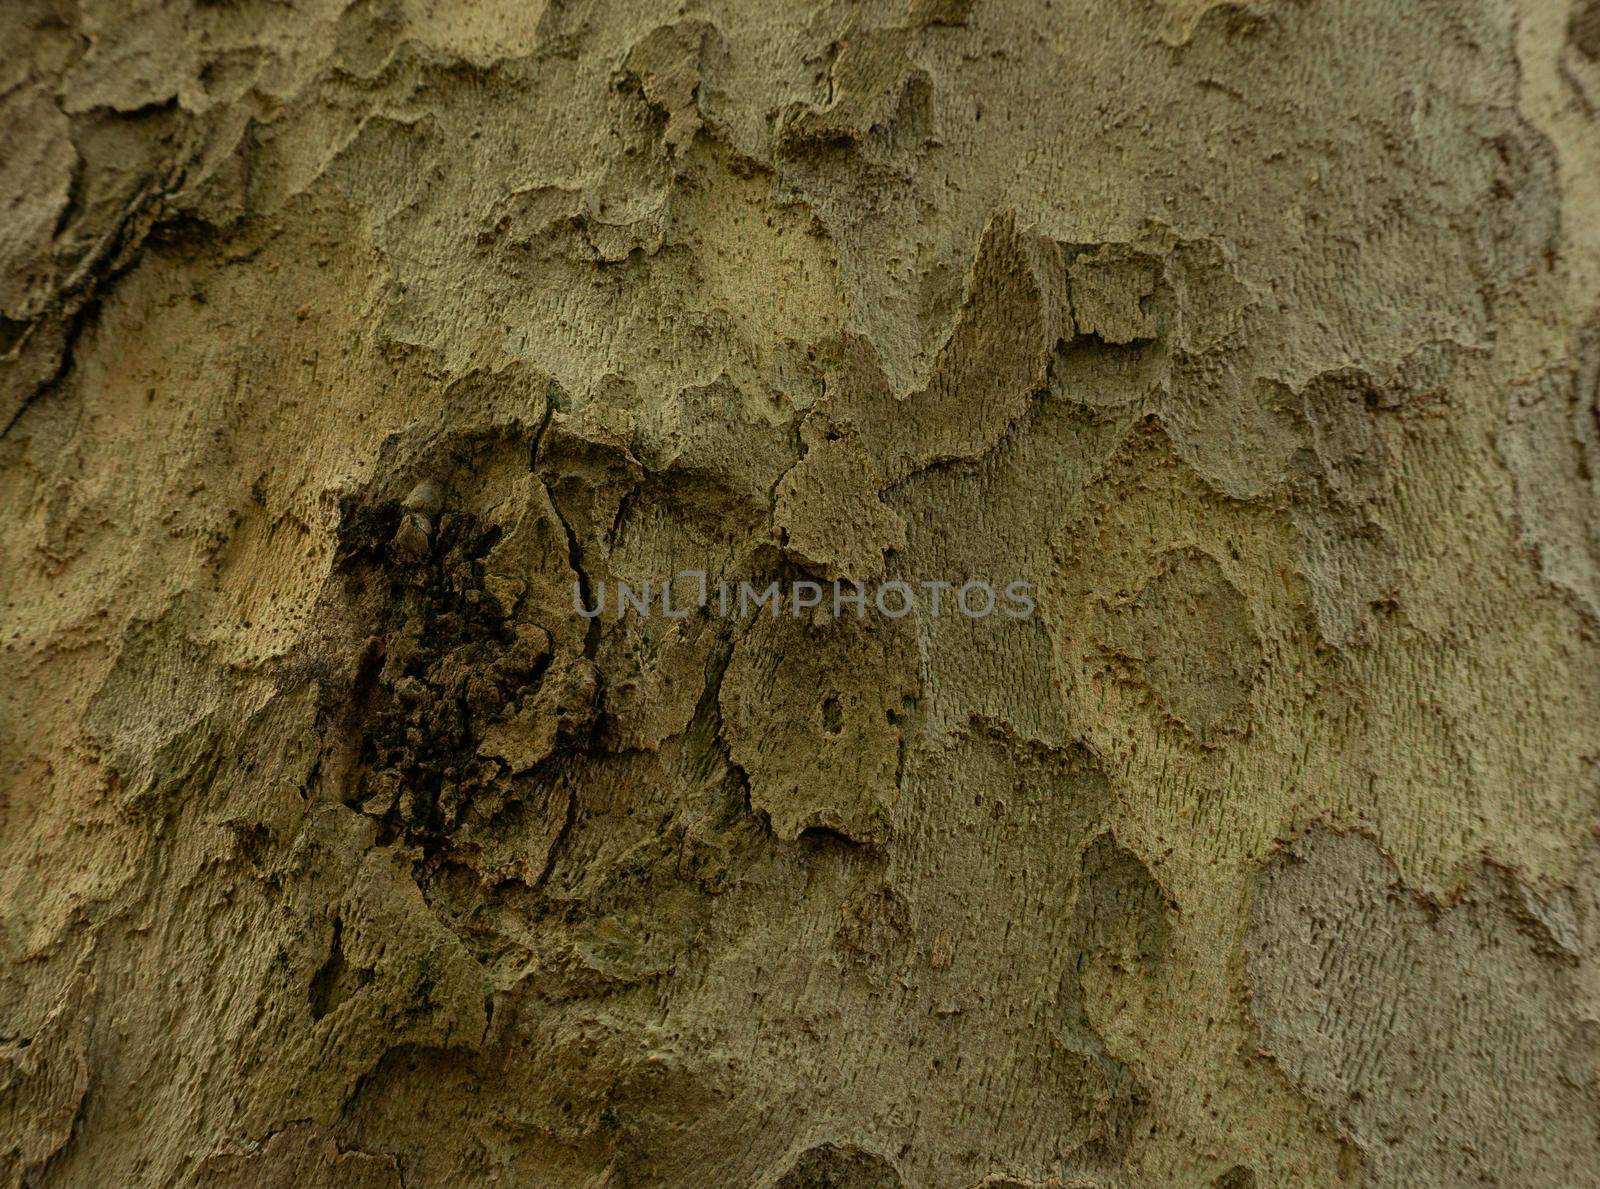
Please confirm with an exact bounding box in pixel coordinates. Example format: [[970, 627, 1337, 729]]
[[3, 1, 1599, 1185]]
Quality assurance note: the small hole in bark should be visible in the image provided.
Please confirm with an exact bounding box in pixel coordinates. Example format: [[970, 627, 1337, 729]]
[[821, 693, 843, 735]]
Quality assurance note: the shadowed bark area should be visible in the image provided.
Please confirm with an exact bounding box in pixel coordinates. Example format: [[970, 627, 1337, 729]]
[[2, 0, 1599, 1185]]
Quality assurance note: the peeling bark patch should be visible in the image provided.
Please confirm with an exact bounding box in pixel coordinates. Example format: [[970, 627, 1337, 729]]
[[1246, 827, 1600, 1188], [1067, 243, 1161, 346], [1500, 321, 1600, 621], [1565, 0, 1600, 112], [771, 1142, 905, 1187], [1052, 833, 1174, 1159], [0, 966, 92, 1187], [1212, 1167, 1257, 1189], [192, 1123, 401, 1189], [84, 596, 230, 808], [774, 210, 1064, 580], [1070, 835, 1174, 973], [1577, 0, 1600, 59], [1101, 548, 1261, 744], [836, 881, 913, 985], [619, 21, 721, 155], [1053, 230, 1252, 416], [777, 29, 933, 155], [721, 611, 918, 843]]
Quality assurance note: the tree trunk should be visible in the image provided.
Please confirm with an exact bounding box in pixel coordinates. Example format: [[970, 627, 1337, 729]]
[[4, 1, 1599, 1186]]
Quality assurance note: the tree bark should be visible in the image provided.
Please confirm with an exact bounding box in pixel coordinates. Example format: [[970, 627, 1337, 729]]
[[3, 0, 1599, 1186]]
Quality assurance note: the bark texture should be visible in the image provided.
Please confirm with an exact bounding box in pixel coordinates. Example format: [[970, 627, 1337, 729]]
[[3, 0, 1600, 1185]]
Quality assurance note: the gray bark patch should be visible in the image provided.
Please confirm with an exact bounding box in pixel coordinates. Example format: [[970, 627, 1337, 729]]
[[1246, 827, 1600, 1188]]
